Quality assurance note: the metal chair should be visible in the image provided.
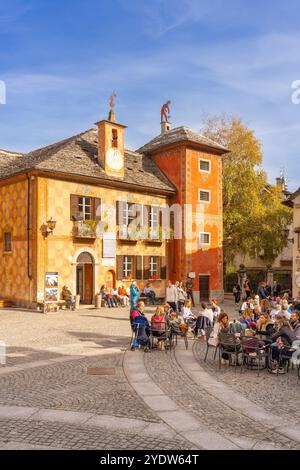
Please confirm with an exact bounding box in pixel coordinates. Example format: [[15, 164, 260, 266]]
[[218, 331, 241, 371], [241, 336, 267, 376], [203, 326, 219, 362]]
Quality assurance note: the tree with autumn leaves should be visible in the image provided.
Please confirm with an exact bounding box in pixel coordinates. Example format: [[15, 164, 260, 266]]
[[201, 115, 292, 269]]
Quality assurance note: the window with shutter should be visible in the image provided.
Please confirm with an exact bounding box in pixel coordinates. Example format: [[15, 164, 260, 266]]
[[70, 195, 79, 221], [135, 256, 143, 280], [143, 256, 150, 280], [93, 198, 101, 221], [160, 256, 167, 279], [4, 232, 12, 252], [199, 159, 211, 173], [199, 190, 210, 203], [116, 255, 124, 280]]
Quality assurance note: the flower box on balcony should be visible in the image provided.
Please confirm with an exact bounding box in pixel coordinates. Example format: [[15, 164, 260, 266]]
[[73, 220, 97, 238]]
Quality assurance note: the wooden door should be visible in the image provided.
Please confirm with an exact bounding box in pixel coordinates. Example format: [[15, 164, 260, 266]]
[[84, 264, 93, 304], [199, 275, 210, 301], [76, 266, 84, 300]]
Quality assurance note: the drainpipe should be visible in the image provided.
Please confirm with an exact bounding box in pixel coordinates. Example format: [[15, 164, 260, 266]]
[[27, 174, 33, 280]]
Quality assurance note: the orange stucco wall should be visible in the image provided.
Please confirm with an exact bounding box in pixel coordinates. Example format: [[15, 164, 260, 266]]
[[152, 144, 223, 299]]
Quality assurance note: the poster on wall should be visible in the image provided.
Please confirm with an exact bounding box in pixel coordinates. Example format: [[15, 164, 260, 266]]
[[103, 233, 117, 259], [45, 272, 59, 302]]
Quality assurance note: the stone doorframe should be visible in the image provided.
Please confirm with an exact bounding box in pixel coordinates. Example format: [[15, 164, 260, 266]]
[[71, 247, 99, 300]]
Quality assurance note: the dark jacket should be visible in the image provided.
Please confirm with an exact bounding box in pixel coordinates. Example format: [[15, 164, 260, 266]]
[[271, 326, 296, 346], [258, 286, 267, 300]]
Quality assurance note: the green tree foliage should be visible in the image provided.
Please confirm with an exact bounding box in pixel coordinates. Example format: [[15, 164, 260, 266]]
[[201, 115, 292, 267]]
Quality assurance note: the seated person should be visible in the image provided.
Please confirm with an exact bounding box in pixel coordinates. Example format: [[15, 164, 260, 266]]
[[240, 298, 254, 315], [167, 312, 186, 335], [131, 301, 150, 351], [253, 306, 262, 321], [240, 309, 256, 330], [151, 305, 167, 350], [255, 312, 275, 343], [162, 302, 174, 318], [270, 315, 297, 374], [210, 298, 221, 322], [229, 319, 247, 337], [182, 299, 196, 324], [199, 302, 214, 324], [111, 287, 122, 306], [61, 286, 75, 310], [208, 312, 229, 346], [143, 283, 156, 305], [290, 310, 300, 340], [118, 285, 130, 307], [270, 303, 281, 320], [100, 285, 117, 308]]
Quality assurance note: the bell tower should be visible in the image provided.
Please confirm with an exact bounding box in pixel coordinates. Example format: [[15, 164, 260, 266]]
[[95, 92, 127, 179]]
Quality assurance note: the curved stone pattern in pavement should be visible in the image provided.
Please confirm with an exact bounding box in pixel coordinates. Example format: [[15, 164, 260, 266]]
[[144, 346, 300, 450], [193, 340, 300, 422], [0, 353, 159, 423]]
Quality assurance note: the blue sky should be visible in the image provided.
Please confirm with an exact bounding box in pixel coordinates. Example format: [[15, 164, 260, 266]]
[[1, 0, 300, 190]]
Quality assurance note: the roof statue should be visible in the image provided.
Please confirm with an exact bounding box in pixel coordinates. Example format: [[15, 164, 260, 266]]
[[108, 91, 117, 122], [161, 100, 171, 123]]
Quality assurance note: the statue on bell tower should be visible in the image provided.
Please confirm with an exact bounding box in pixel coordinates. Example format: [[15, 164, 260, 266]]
[[161, 100, 171, 123], [108, 90, 117, 122]]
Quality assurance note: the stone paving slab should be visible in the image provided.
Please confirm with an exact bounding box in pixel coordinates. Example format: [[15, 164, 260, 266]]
[[124, 349, 241, 450]]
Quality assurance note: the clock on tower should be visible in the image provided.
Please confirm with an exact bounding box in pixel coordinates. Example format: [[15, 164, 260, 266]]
[[95, 94, 127, 178]]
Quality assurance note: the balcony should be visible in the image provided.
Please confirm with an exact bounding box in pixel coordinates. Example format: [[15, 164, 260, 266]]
[[73, 220, 97, 239]]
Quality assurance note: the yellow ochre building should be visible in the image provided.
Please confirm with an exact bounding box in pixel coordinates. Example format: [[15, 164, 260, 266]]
[[0, 101, 227, 309]]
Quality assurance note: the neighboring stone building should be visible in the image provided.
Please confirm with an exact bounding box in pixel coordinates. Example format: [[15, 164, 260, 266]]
[[229, 176, 293, 293], [287, 187, 300, 297], [0, 104, 227, 308]]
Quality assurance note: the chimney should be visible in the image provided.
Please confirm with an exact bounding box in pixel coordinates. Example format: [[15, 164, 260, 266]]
[[161, 120, 172, 134]]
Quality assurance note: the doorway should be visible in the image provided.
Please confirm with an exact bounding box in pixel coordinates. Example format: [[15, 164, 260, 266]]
[[199, 275, 210, 301], [105, 270, 116, 290], [76, 252, 94, 304]]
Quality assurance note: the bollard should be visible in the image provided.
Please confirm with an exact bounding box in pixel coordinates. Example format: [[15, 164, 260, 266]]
[[0, 341, 6, 366], [95, 294, 102, 309], [75, 295, 80, 310]]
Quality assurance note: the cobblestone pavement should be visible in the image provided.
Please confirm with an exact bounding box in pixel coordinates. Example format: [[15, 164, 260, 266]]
[[0, 419, 192, 450], [0, 301, 299, 450], [144, 348, 300, 450], [193, 340, 300, 422]]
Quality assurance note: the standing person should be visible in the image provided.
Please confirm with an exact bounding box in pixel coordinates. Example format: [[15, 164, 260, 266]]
[[130, 281, 140, 309], [166, 280, 177, 312], [185, 276, 195, 307], [176, 281, 186, 314], [258, 281, 268, 301], [244, 278, 251, 300], [273, 280, 281, 297], [233, 283, 241, 304]]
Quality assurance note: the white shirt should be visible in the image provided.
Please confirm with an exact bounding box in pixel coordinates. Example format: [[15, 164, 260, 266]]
[[241, 302, 254, 311], [166, 285, 177, 303], [182, 307, 193, 321], [201, 308, 214, 324]]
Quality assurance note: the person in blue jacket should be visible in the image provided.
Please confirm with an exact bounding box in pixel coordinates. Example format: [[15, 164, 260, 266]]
[[130, 281, 140, 308]]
